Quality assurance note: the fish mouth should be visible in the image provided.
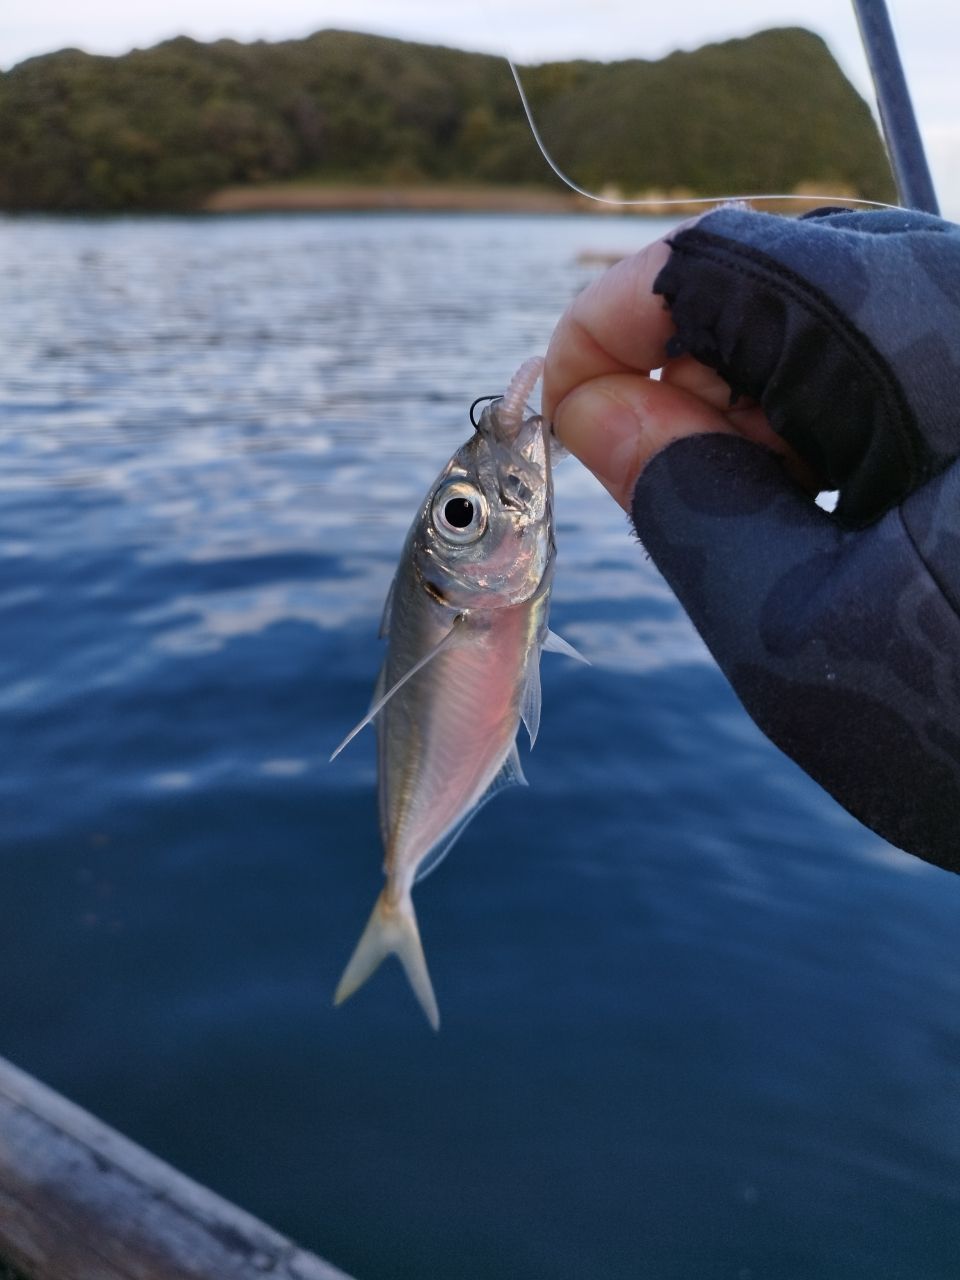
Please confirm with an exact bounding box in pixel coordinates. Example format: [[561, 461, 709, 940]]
[[476, 404, 549, 522], [464, 354, 550, 518]]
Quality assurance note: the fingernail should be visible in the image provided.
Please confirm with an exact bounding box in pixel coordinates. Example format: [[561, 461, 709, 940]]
[[553, 382, 649, 508]]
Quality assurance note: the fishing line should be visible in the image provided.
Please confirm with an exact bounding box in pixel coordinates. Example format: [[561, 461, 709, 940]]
[[506, 58, 905, 214]]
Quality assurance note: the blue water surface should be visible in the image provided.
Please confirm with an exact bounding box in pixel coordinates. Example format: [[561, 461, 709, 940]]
[[1, 212, 959, 1279]]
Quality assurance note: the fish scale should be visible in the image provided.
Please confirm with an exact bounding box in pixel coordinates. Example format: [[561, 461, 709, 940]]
[[331, 356, 586, 1029], [386, 617, 530, 869]]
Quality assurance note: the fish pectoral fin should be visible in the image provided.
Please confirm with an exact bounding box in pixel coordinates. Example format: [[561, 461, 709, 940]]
[[334, 888, 439, 1031], [329, 615, 468, 761], [414, 743, 528, 886], [520, 654, 542, 749], [543, 627, 590, 665]]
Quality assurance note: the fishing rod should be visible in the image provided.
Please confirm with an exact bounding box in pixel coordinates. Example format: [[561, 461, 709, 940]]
[[508, 1, 938, 215], [851, 0, 940, 214]]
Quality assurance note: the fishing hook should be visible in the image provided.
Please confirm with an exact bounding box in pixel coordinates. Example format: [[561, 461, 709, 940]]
[[469, 394, 501, 429]]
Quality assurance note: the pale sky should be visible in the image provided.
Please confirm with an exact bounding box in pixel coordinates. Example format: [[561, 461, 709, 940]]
[[4, 1, 960, 213]]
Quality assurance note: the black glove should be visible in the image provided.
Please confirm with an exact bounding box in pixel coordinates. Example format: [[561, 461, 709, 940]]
[[631, 206, 960, 872]]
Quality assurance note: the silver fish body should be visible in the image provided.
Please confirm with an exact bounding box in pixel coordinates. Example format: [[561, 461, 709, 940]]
[[332, 357, 582, 1028], [377, 553, 550, 897]]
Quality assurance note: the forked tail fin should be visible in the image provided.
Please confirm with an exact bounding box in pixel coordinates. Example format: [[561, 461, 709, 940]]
[[333, 889, 439, 1031]]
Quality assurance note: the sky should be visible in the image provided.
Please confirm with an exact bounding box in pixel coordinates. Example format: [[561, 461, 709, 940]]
[[4, 1, 960, 213]]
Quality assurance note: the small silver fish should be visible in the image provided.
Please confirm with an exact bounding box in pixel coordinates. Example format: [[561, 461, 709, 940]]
[[330, 356, 585, 1029]]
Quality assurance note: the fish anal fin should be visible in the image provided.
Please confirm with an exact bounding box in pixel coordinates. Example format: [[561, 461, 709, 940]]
[[330, 615, 469, 761], [414, 743, 528, 885], [334, 888, 439, 1031], [498, 742, 528, 790]]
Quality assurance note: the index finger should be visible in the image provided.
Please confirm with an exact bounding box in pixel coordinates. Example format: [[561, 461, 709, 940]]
[[541, 236, 675, 423]]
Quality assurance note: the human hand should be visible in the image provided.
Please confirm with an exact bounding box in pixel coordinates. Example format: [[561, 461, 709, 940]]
[[543, 206, 960, 872], [542, 230, 818, 509]]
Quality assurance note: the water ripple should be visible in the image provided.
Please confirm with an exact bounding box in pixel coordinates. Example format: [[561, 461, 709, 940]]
[[1, 212, 959, 1280]]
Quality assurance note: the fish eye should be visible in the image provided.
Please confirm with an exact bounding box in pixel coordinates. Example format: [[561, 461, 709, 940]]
[[444, 497, 475, 528], [431, 481, 487, 544]]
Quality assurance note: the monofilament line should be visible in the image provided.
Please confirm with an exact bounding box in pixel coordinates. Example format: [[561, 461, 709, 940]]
[[507, 59, 903, 214]]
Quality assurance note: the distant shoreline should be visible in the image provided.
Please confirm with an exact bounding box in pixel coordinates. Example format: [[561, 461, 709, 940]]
[[200, 183, 861, 217], [202, 184, 602, 215], [2, 29, 894, 216]]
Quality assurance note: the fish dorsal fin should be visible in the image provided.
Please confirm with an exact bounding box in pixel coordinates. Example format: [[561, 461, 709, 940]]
[[369, 661, 386, 711], [414, 744, 528, 885], [520, 652, 542, 749], [378, 576, 396, 639], [330, 615, 468, 761], [548, 432, 570, 463], [543, 627, 590, 664]]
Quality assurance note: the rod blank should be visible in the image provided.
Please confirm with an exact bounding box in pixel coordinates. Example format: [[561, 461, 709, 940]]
[[852, 0, 939, 214]]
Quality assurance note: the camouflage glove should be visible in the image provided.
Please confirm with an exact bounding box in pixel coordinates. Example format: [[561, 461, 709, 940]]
[[633, 207, 960, 872]]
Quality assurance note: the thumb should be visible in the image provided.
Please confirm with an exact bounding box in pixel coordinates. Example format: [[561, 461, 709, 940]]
[[551, 372, 735, 510]]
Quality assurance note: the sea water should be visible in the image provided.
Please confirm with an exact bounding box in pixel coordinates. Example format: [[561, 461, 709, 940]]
[[1, 212, 959, 1279]]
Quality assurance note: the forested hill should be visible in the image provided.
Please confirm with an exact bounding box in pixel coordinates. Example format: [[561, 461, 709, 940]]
[[0, 26, 894, 212]]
